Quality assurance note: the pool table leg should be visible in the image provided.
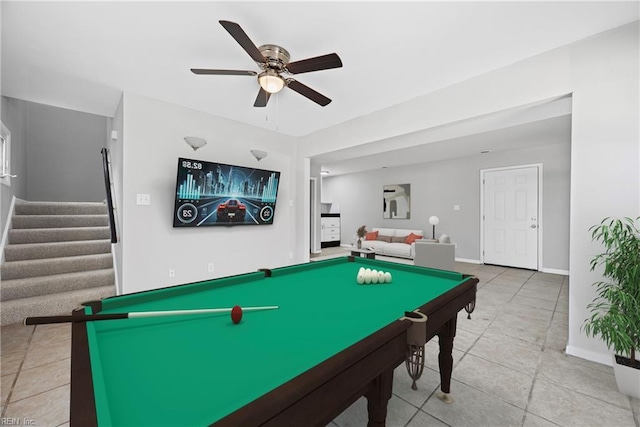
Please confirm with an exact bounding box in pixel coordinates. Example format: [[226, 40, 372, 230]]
[[364, 368, 394, 427], [436, 316, 457, 404]]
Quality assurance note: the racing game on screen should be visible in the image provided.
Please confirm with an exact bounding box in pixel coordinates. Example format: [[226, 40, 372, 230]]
[[173, 158, 280, 227]]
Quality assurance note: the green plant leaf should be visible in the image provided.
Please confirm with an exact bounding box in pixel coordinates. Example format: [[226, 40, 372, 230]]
[[582, 216, 640, 363]]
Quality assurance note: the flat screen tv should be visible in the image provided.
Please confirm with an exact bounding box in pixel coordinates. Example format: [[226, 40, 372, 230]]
[[173, 157, 280, 227]]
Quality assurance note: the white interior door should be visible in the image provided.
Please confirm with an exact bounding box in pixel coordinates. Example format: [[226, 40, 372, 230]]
[[483, 166, 539, 270]]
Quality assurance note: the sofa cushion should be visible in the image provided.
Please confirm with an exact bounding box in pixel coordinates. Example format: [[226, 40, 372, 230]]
[[362, 240, 387, 252], [377, 234, 393, 243], [397, 229, 424, 237], [372, 228, 395, 237], [390, 235, 407, 243], [404, 233, 423, 244], [365, 231, 379, 240]]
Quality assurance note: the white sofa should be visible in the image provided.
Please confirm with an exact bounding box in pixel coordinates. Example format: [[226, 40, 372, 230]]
[[361, 227, 424, 259]]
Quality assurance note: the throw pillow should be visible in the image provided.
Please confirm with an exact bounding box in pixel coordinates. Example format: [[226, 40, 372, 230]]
[[438, 234, 451, 244], [391, 235, 407, 243], [365, 231, 379, 240], [404, 233, 423, 244], [377, 234, 392, 243]]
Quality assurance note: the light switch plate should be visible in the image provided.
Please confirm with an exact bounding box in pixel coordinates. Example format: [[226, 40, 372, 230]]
[[137, 193, 151, 205]]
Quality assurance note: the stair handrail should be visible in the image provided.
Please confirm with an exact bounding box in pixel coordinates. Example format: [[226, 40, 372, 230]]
[[101, 148, 118, 243]]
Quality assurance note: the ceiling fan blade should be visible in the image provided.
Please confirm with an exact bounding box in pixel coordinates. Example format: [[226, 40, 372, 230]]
[[286, 79, 332, 106], [286, 53, 343, 75], [219, 20, 265, 64], [191, 69, 257, 76], [254, 88, 271, 107]]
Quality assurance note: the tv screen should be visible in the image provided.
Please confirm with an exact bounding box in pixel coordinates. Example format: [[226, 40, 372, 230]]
[[173, 157, 280, 227]]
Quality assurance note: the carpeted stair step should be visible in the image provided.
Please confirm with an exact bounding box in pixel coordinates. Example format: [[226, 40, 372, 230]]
[[12, 214, 108, 229], [1, 253, 113, 280], [4, 240, 112, 262], [1, 268, 115, 301], [8, 226, 111, 244], [14, 200, 107, 216], [0, 285, 116, 326]]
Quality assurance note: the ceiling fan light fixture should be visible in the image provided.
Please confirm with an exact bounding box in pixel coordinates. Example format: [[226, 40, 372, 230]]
[[258, 70, 285, 94]]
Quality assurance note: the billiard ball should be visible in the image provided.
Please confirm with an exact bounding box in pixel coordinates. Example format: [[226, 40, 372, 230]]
[[364, 271, 372, 284], [371, 270, 379, 284], [378, 271, 385, 283], [356, 272, 365, 284], [384, 272, 392, 283], [231, 305, 243, 324]]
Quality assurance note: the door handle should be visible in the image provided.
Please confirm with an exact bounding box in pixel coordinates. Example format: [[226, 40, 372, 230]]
[[530, 224, 537, 229]]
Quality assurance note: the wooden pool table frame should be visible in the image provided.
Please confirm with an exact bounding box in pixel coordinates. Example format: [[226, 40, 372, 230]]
[[70, 261, 477, 427]]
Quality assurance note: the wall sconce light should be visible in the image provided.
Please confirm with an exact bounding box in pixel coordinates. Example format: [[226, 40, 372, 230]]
[[251, 149, 268, 161], [429, 215, 440, 240], [184, 136, 207, 151]]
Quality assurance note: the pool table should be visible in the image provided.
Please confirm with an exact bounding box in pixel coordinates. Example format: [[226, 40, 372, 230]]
[[70, 257, 477, 427]]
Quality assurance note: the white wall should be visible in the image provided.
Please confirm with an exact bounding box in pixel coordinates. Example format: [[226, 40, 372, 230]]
[[0, 97, 27, 228], [119, 93, 297, 293], [297, 22, 639, 365], [566, 23, 639, 364], [323, 142, 570, 270], [22, 100, 107, 202], [108, 96, 124, 293]]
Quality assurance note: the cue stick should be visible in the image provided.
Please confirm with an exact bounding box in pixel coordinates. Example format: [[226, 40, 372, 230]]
[[23, 305, 279, 326]]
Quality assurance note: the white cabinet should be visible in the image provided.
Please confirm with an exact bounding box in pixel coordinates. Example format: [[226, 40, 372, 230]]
[[321, 215, 341, 248]]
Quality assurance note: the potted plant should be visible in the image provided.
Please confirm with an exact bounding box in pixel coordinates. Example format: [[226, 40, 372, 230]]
[[356, 225, 367, 249], [582, 216, 640, 398]]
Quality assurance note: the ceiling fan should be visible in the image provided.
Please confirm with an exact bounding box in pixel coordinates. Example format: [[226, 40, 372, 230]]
[[191, 20, 343, 107]]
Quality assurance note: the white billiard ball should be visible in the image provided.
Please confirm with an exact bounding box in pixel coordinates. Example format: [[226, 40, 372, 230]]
[[371, 270, 379, 284], [356, 273, 365, 284], [358, 267, 365, 275], [384, 272, 392, 283], [378, 271, 385, 283], [364, 273, 372, 284]]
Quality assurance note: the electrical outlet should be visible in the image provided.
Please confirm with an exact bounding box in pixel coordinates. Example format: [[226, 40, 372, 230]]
[[169, 268, 175, 278], [208, 263, 215, 273]]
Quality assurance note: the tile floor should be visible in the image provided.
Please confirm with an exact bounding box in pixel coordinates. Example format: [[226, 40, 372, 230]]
[[1, 257, 639, 427]]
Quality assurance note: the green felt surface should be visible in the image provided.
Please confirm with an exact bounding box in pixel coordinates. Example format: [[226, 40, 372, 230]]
[[87, 258, 466, 426]]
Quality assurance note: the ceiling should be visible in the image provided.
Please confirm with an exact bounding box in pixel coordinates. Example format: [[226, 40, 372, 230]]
[[2, 1, 638, 141], [317, 95, 574, 176]]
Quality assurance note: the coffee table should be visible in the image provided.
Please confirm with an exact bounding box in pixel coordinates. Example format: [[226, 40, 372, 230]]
[[350, 248, 376, 259]]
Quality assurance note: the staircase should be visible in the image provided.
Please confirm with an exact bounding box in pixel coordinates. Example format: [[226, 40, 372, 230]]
[[1, 200, 116, 325]]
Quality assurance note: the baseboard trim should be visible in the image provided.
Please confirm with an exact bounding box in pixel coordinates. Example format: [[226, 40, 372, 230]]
[[456, 258, 482, 264], [1, 195, 17, 263], [111, 244, 121, 296], [540, 267, 569, 275], [565, 345, 612, 367]]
